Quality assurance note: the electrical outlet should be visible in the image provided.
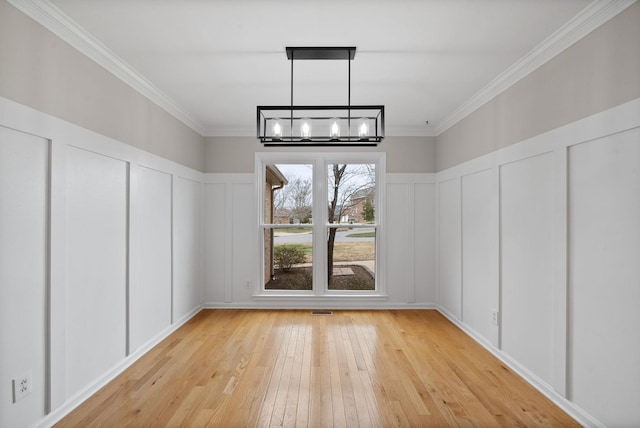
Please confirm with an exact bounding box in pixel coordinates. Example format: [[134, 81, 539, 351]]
[[491, 309, 499, 326], [245, 280, 252, 289], [13, 370, 33, 403]]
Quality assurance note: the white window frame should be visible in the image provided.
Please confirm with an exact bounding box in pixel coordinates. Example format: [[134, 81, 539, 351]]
[[254, 152, 387, 300]]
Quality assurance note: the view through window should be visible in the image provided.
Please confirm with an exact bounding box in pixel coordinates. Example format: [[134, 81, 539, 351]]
[[262, 161, 377, 292]]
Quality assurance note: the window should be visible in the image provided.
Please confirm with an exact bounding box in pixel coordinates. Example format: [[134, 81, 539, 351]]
[[263, 163, 313, 291], [326, 163, 376, 291], [257, 153, 385, 297]]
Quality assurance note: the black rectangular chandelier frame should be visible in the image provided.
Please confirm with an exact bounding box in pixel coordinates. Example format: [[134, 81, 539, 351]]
[[257, 46, 385, 146]]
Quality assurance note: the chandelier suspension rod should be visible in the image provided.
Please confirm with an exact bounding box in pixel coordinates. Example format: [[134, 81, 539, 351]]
[[290, 49, 294, 138], [348, 49, 351, 138]]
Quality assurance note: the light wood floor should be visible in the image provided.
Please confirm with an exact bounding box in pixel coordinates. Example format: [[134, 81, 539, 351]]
[[56, 310, 578, 427]]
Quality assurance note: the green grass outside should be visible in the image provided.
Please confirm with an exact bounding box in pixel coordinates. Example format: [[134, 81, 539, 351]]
[[274, 242, 374, 262], [345, 231, 376, 238]]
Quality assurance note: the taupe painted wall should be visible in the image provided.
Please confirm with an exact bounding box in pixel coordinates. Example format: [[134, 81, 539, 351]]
[[0, 1, 205, 171], [204, 136, 436, 173], [3, 0, 637, 174], [436, 2, 640, 172]]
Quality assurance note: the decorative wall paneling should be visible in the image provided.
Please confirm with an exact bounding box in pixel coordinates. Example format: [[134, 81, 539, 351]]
[[201, 174, 437, 309], [435, 97, 640, 427], [0, 125, 49, 428], [386, 174, 437, 305], [436, 177, 462, 319], [129, 165, 173, 353], [64, 146, 128, 397], [461, 168, 499, 347], [567, 128, 640, 427], [0, 96, 203, 428]]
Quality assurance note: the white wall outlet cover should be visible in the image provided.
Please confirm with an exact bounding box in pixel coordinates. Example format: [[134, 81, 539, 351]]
[[13, 370, 33, 403], [491, 309, 500, 326]]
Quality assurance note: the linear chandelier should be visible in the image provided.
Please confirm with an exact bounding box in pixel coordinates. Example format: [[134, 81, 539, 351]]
[[257, 47, 384, 146]]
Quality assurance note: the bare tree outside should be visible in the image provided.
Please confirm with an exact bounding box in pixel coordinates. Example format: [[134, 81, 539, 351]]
[[327, 164, 375, 285], [273, 182, 291, 213], [289, 177, 312, 223], [273, 167, 313, 224]]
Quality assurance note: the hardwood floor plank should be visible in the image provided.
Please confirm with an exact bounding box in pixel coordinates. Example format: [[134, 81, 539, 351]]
[[55, 310, 579, 428], [257, 315, 292, 427], [281, 323, 303, 427], [293, 323, 312, 427], [327, 323, 348, 428], [310, 316, 334, 427]]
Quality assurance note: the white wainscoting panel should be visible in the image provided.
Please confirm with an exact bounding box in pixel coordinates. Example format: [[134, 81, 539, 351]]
[[568, 127, 640, 427], [386, 182, 410, 302], [231, 182, 256, 302], [461, 168, 499, 346], [413, 182, 436, 304], [385, 175, 436, 305], [0, 126, 49, 428], [129, 165, 172, 352], [1, 95, 205, 428], [434, 98, 640, 426], [65, 146, 128, 396], [437, 178, 462, 318], [203, 183, 226, 303], [173, 176, 202, 321], [202, 174, 254, 305], [500, 152, 554, 387]]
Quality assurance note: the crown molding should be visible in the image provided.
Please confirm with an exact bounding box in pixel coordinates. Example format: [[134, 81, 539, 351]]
[[434, 0, 637, 136], [8, 0, 634, 139], [7, 0, 206, 136]]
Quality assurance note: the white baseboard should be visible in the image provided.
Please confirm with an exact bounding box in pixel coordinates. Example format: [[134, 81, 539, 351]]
[[38, 303, 604, 428], [202, 302, 438, 310], [35, 304, 204, 428], [436, 306, 605, 428]]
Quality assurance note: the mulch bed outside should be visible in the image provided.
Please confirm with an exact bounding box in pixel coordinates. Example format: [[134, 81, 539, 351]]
[[265, 264, 375, 290]]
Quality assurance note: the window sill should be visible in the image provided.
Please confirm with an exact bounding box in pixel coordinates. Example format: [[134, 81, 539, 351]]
[[252, 293, 388, 302]]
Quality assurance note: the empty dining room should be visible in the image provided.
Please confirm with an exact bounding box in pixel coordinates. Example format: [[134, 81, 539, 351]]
[[1, 0, 639, 427]]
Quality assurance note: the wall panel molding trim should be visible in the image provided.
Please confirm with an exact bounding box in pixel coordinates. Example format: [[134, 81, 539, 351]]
[[6, 0, 206, 135], [0, 96, 202, 182], [48, 138, 67, 411], [434, 0, 636, 135], [437, 97, 640, 180]]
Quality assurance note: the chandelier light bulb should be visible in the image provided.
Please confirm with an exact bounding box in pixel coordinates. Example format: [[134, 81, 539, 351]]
[[272, 119, 282, 138], [359, 120, 369, 138], [301, 119, 311, 139], [330, 120, 340, 139]]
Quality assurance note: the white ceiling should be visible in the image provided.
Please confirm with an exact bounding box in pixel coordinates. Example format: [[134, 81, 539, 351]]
[[45, 0, 596, 137]]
